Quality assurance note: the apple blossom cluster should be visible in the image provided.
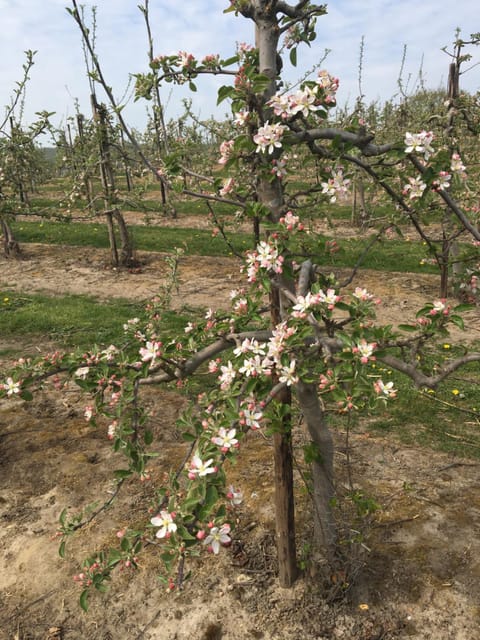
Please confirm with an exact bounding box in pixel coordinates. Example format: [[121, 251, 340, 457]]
[[266, 71, 338, 122], [218, 139, 235, 165], [404, 131, 435, 161], [321, 168, 351, 203], [219, 177, 236, 197], [450, 152, 467, 177], [402, 175, 427, 200], [316, 70, 340, 103], [352, 339, 377, 364], [429, 299, 451, 316], [253, 121, 287, 154], [432, 171, 452, 191], [268, 86, 322, 120], [245, 239, 284, 281], [279, 210, 304, 232], [291, 288, 340, 318]]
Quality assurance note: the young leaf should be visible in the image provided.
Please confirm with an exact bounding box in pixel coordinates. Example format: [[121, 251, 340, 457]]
[[398, 323, 417, 332], [289, 47, 297, 67], [80, 589, 89, 612]]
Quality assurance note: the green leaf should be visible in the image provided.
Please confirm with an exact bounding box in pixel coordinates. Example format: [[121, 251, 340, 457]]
[[217, 84, 234, 105], [453, 303, 475, 313], [289, 47, 297, 67], [80, 589, 89, 612], [58, 540, 66, 559], [189, 81, 197, 92], [182, 431, 197, 442], [449, 315, 465, 330], [113, 469, 133, 480], [416, 305, 433, 318], [120, 537, 131, 552], [20, 389, 33, 401], [144, 430, 154, 446], [176, 524, 197, 541], [398, 323, 417, 332], [220, 55, 239, 67]]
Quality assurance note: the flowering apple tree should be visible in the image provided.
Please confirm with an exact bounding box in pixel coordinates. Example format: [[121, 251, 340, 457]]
[[3, 0, 480, 610]]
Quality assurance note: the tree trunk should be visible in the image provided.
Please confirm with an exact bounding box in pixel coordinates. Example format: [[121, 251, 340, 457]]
[[295, 380, 337, 561], [1, 217, 21, 258], [104, 210, 119, 267], [112, 208, 135, 267]]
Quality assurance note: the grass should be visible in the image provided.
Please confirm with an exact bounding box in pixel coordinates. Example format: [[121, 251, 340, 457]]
[[0, 289, 194, 353], [0, 291, 143, 350], [11, 220, 254, 256], [11, 219, 442, 275], [364, 351, 480, 459]]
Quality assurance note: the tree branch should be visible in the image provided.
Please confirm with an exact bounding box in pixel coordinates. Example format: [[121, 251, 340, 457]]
[[379, 352, 480, 389]]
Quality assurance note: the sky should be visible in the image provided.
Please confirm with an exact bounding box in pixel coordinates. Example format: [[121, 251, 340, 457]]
[[0, 0, 478, 140]]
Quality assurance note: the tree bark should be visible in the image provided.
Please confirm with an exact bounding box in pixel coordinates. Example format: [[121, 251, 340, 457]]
[[1, 217, 21, 258], [295, 380, 336, 561]]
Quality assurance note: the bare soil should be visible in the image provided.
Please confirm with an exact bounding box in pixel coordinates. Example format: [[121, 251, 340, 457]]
[[1, 228, 480, 640]]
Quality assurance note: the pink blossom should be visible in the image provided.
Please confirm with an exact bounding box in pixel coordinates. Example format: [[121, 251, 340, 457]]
[[352, 287, 374, 301], [219, 361, 236, 390], [432, 170, 451, 191], [3, 377, 20, 396], [321, 169, 350, 203], [278, 360, 298, 386], [253, 121, 286, 154], [218, 139, 234, 165], [404, 131, 434, 160], [151, 510, 177, 538], [203, 523, 231, 554], [208, 360, 220, 374], [402, 176, 427, 200], [188, 455, 216, 479], [430, 299, 450, 316], [74, 366, 90, 379], [374, 379, 397, 398], [239, 407, 263, 430], [318, 288, 340, 310], [316, 70, 339, 102], [139, 340, 162, 363], [107, 421, 118, 440], [450, 152, 466, 176], [178, 51, 195, 68], [211, 427, 238, 451], [279, 210, 302, 231], [352, 340, 377, 364], [219, 177, 236, 197], [226, 486, 243, 506], [233, 110, 250, 127]]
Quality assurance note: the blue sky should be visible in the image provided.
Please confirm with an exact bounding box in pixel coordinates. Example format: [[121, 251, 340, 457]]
[[0, 0, 478, 137]]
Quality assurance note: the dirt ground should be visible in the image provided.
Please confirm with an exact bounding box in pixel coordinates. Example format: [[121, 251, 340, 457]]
[[1, 226, 480, 640]]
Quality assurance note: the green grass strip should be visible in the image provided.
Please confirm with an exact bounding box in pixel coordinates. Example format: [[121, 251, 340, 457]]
[[11, 220, 440, 274]]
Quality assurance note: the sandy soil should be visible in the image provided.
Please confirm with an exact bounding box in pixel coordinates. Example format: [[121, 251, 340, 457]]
[[1, 234, 480, 640]]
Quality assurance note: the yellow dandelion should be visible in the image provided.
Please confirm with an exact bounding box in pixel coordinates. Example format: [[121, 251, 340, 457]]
[[452, 389, 460, 396], [443, 343, 451, 349]]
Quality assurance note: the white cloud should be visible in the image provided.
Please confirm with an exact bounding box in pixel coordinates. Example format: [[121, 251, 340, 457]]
[[0, 0, 477, 136]]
